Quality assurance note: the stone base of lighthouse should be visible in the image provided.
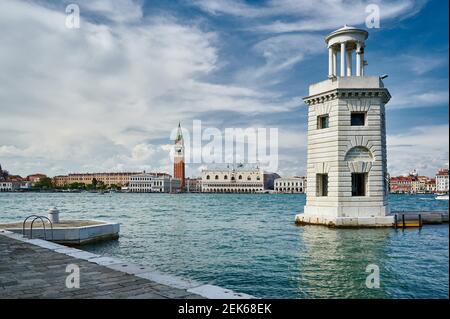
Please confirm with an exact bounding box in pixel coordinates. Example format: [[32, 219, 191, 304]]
[[295, 206, 394, 228]]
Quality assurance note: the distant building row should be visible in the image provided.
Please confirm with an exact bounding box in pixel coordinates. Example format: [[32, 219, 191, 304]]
[[52, 171, 187, 193], [389, 168, 449, 194], [0, 165, 46, 192], [274, 177, 307, 193], [201, 168, 273, 193], [200, 168, 306, 194], [52, 172, 163, 187], [127, 173, 181, 193], [1, 162, 308, 194]]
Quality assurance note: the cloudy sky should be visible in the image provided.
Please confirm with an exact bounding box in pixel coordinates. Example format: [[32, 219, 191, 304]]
[[0, 0, 448, 178]]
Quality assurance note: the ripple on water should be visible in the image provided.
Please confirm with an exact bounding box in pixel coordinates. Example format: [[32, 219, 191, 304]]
[[0, 192, 448, 298]]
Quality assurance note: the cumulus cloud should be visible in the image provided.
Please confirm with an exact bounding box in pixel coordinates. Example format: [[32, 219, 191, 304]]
[[373, 53, 449, 109], [387, 124, 449, 176], [0, 0, 295, 176], [192, 0, 427, 32], [389, 89, 449, 109], [0, 0, 445, 180], [235, 33, 324, 85], [77, 0, 144, 23]]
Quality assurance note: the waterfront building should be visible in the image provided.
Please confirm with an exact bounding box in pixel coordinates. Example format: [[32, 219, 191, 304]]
[[390, 173, 438, 194], [53, 175, 67, 187], [0, 181, 12, 192], [6, 175, 24, 182], [411, 176, 428, 194], [425, 178, 437, 193], [1, 181, 34, 191], [128, 173, 154, 192], [52, 172, 168, 187], [298, 26, 393, 227], [0, 166, 29, 191], [173, 123, 186, 190], [436, 168, 449, 193], [390, 176, 413, 193], [274, 177, 306, 193], [153, 177, 181, 193], [26, 173, 47, 184], [14, 181, 32, 190], [129, 173, 181, 193], [201, 168, 267, 193], [186, 177, 202, 193]]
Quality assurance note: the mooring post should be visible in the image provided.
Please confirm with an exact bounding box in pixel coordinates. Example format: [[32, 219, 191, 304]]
[[402, 214, 405, 229]]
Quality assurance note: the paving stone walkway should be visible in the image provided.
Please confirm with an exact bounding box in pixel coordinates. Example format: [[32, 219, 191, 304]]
[[0, 235, 204, 299]]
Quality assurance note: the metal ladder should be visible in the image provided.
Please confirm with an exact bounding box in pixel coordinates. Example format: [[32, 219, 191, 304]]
[[22, 215, 54, 240]]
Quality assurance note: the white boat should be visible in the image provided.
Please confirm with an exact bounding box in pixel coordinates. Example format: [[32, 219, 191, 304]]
[[436, 194, 449, 200]]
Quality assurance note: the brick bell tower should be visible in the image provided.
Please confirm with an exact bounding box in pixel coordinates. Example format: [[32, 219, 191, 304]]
[[173, 122, 185, 190]]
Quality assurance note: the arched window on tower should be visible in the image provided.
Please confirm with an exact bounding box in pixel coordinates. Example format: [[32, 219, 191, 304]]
[[344, 146, 374, 197]]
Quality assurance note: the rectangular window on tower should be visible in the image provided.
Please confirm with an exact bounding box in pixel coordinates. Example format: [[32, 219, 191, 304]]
[[316, 174, 328, 196], [352, 173, 367, 196], [317, 115, 329, 129], [351, 112, 366, 126]]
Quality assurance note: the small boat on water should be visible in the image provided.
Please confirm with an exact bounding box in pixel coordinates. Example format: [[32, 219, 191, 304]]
[[436, 194, 449, 200]]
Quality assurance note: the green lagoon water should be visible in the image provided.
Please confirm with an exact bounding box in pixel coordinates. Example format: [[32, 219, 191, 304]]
[[0, 192, 448, 298]]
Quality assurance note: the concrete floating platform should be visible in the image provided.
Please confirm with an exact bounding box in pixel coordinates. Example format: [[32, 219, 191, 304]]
[[0, 219, 119, 245], [295, 210, 449, 228]]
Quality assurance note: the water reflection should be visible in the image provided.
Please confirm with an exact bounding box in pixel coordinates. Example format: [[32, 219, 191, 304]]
[[296, 226, 391, 298]]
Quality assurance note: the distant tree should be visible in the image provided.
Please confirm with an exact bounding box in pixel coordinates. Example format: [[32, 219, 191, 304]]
[[97, 181, 106, 190], [0, 169, 9, 181], [68, 182, 85, 190], [92, 178, 98, 188], [34, 177, 53, 189]]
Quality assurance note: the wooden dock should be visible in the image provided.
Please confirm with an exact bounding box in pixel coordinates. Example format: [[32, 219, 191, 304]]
[[391, 210, 448, 228]]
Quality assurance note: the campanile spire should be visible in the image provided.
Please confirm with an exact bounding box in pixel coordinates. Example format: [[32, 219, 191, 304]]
[[173, 122, 185, 190]]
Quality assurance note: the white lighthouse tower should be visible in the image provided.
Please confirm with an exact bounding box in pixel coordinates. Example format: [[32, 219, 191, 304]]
[[296, 26, 394, 227]]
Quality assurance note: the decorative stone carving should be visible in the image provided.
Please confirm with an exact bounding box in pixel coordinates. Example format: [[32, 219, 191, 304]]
[[315, 101, 333, 116], [345, 146, 374, 161], [347, 161, 373, 173], [314, 162, 331, 174], [346, 98, 372, 112]]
